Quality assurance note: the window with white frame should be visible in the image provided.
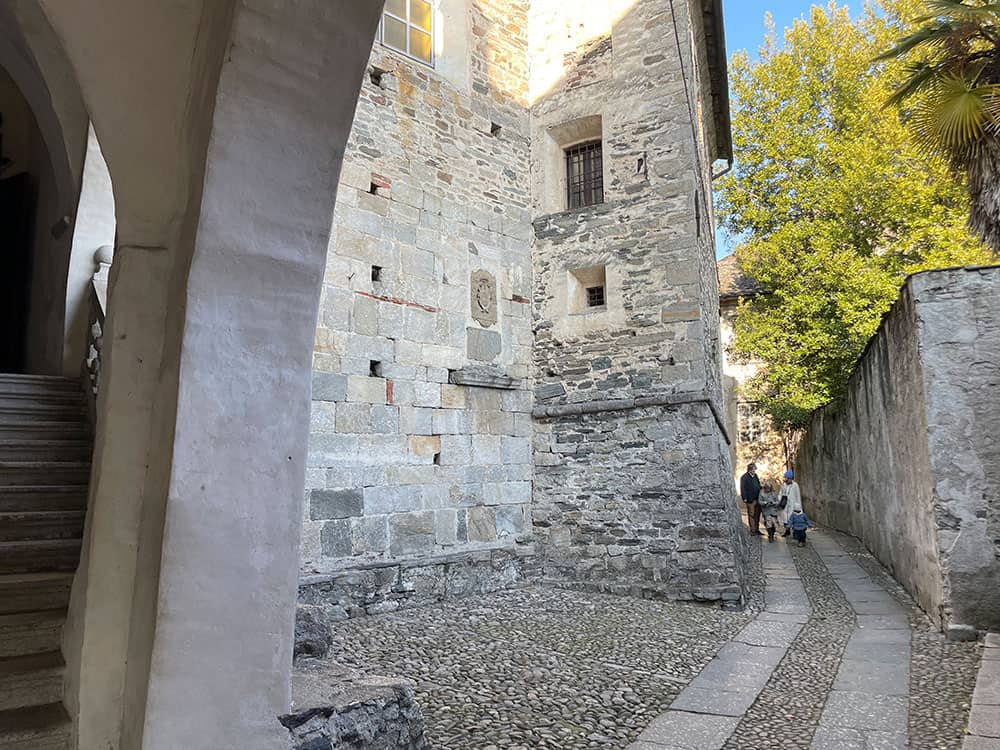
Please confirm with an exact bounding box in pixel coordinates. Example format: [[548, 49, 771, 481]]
[[381, 0, 434, 66]]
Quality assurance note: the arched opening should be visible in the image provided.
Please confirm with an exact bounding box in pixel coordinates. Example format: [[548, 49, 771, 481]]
[[0, 58, 82, 375], [0, 1, 384, 748]]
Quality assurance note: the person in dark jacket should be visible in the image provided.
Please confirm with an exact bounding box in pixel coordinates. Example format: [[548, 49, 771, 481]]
[[788, 508, 813, 547], [739, 463, 762, 535]]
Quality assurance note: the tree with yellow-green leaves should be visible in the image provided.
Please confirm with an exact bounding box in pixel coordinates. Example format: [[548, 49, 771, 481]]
[[716, 0, 995, 429]]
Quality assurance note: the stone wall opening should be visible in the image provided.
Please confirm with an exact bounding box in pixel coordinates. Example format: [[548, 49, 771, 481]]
[[568, 264, 608, 315], [537, 114, 605, 215]]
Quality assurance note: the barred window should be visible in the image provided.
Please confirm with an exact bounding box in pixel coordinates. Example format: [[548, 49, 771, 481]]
[[565, 141, 604, 209], [381, 0, 433, 66], [738, 402, 768, 445], [586, 286, 606, 308]]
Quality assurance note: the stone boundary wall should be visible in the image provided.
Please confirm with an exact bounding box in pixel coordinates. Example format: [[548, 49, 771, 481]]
[[299, 546, 540, 620], [797, 266, 1000, 633]]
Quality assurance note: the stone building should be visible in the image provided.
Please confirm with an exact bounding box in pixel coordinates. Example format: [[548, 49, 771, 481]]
[[299, 0, 747, 618], [717, 253, 786, 487], [0, 0, 742, 747]]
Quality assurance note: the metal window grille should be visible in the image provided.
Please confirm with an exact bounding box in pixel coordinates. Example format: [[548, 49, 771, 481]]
[[566, 141, 604, 209], [380, 0, 434, 66], [586, 286, 606, 308]]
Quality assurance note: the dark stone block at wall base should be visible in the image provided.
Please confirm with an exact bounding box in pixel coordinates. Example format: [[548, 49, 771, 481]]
[[294, 606, 333, 660], [281, 661, 428, 750]]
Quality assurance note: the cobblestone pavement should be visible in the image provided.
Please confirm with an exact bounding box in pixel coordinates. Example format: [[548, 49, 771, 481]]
[[326, 530, 981, 749], [328, 583, 756, 749]]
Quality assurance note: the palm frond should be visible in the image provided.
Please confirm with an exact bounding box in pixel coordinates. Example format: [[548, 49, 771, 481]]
[[911, 77, 1000, 159], [924, 0, 1000, 20], [887, 62, 944, 106], [875, 22, 959, 61]]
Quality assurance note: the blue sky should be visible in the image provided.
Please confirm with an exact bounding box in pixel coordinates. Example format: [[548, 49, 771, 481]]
[[715, 2, 850, 257]]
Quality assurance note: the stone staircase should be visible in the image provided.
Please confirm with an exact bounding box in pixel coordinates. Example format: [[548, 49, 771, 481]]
[[0, 374, 92, 749]]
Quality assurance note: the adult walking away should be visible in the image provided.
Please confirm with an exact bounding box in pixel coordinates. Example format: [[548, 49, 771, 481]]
[[779, 469, 802, 538], [739, 463, 762, 535]]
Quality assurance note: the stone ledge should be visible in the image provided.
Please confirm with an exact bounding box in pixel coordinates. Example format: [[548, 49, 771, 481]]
[[532, 390, 732, 445], [281, 661, 428, 750], [545, 577, 746, 607], [448, 365, 522, 390], [301, 542, 539, 582], [299, 546, 541, 620]]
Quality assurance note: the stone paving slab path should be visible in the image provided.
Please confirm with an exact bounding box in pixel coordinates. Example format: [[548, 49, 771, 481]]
[[629, 538, 808, 749], [632, 529, 981, 750], [964, 634, 1000, 749]]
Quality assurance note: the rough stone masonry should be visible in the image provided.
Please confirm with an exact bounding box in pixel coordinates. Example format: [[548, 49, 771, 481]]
[[300, 0, 747, 619], [797, 265, 1000, 635]]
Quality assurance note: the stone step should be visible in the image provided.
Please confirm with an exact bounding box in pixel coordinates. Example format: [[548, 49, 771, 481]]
[[0, 463, 90, 487], [0, 611, 64, 658], [0, 702, 71, 750], [0, 541, 81, 575], [0, 402, 87, 422], [0, 573, 74, 615], [0, 440, 93, 462], [0, 512, 86, 542], [0, 374, 80, 396], [0, 487, 88, 513], [0, 421, 90, 441], [0, 390, 84, 407], [0, 652, 64, 712]]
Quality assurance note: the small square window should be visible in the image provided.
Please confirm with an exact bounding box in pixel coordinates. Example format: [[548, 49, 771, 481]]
[[568, 265, 608, 314], [565, 140, 604, 209], [380, 0, 434, 66], [371, 265, 382, 282], [369, 360, 383, 378]]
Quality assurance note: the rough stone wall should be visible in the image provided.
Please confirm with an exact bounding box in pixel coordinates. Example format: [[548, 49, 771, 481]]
[[912, 267, 1000, 630], [797, 266, 1000, 632], [282, 662, 428, 750], [303, 0, 536, 595], [529, 0, 747, 604], [796, 279, 944, 625]]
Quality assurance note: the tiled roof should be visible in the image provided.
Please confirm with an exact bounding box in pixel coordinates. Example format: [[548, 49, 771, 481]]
[[718, 253, 763, 300]]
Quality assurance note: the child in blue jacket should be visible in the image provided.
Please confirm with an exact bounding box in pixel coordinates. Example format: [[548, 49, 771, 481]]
[[788, 508, 813, 547]]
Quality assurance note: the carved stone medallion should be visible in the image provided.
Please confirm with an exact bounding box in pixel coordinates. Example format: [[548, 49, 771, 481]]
[[470, 269, 497, 328]]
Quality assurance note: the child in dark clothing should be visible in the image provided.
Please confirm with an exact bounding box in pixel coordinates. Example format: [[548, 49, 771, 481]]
[[758, 483, 781, 543], [788, 508, 813, 546]]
